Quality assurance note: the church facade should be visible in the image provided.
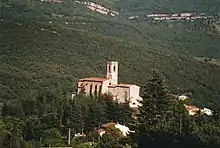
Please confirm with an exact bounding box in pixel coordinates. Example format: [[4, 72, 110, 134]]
[[77, 61, 142, 108]]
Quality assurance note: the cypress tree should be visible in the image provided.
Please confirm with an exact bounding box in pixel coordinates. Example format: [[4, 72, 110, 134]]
[[85, 98, 107, 131], [138, 70, 171, 132], [137, 70, 173, 147]]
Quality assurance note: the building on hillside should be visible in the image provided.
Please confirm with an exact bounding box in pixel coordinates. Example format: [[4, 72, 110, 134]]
[[96, 122, 135, 137], [76, 61, 142, 108], [184, 104, 213, 116], [184, 105, 200, 116]]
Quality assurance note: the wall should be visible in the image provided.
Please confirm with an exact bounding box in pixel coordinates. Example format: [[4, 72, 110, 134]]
[[108, 86, 130, 103], [128, 85, 142, 108], [77, 81, 103, 94], [129, 85, 140, 101], [102, 79, 110, 94]]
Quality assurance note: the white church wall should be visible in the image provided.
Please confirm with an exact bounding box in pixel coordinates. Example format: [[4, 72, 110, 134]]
[[108, 86, 130, 103], [102, 80, 110, 94], [129, 85, 140, 100], [129, 85, 142, 108]]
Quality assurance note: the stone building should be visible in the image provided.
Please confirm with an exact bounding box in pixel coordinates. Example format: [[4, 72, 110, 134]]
[[77, 61, 142, 108]]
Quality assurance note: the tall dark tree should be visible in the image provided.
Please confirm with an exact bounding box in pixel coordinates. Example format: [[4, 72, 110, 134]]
[[137, 70, 174, 147], [103, 94, 121, 122], [138, 70, 171, 132], [69, 94, 88, 134], [85, 98, 107, 131], [118, 99, 135, 126]]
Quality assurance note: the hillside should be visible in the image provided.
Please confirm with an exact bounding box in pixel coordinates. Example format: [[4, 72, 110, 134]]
[[1, 0, 220, 108], [1, 19, 220, 109], [96, 0, 220, 15], [2, 0, 220, 58], [1, 0, 220, 147]]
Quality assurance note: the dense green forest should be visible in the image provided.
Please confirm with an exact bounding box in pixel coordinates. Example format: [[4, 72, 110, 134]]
[[1, 71, 220, 147], [0, 0, 220, 147]]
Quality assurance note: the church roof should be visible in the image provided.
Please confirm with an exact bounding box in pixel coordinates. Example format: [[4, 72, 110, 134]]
[[108, 84, 135, 88], [79, 77, 108, 82]]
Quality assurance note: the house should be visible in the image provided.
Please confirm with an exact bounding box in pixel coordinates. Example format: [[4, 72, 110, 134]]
[[77, 61, 142, 108], [184, 104, 200, 116], [178, 95, 189, 101], [184, 104, 213, 116], [96, 122, 135, 137], [200, 107, 213, 116]]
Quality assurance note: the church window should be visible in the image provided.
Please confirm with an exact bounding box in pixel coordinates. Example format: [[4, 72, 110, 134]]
[[90, 84, 93, 94], [95, 84, 98, 92], [99, 85, 102, 91], [113, 65, 116, 72], [98, 85, 102, 95], [109, 65, 111, 72]]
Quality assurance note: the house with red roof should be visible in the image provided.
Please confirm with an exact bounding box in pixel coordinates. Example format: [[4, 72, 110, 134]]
[[96, 122, 135, 137], [77, 61, 142, 108]]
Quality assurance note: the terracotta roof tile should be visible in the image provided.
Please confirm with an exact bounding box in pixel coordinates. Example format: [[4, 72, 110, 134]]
[[79, 77, 108, 82], [96, 129, 105, 133], [102, 122, 116, 127], [108, 84, 135, 88], [184, 105, 200, 111]]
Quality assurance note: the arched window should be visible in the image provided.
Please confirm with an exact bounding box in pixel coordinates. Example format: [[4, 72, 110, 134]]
[[90, 84, 93, 93], [113, 65, 116, 72], [109, 65, 111, 72], [99, 85, 102, 92], [95, 85, 98, 92]]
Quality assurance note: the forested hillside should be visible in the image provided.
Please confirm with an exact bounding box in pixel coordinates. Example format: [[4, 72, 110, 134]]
[[114, 0, 220, 15], [1, 0, 220, 106], [1, 19, 220, 108], [0, 0, 220, 147]]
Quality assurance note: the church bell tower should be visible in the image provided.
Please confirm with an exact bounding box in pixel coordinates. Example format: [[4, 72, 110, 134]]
[[106, 61, 118, 85]]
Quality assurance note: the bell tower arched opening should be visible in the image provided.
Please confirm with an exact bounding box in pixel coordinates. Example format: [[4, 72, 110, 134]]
[[106, 61, 118, 85]]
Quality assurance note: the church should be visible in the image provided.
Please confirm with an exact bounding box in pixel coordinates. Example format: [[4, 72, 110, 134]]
[[76, 61, 142, 108]]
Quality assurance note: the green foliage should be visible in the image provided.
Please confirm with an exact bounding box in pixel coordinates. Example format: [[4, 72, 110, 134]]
[[75, 142, 96, 148], [1, 0, 220, 147], [1, 91, 134, 146], [41, 128, 65, 147], [136, 71, 220, 148], [95, 134, 128, 148], [138, 70, 173, 132], [115, 0, 220, 15], [1, 18, 220, 111]]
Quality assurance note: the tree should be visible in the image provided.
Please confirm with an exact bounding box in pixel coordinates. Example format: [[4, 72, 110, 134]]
[[137, 70, 174, 147], [0, 117, 25, 148], [118, 99, 135, 126], [138, 70, 171, 131], [69, 94, 88, 134], [95, 134, 121, 148], [85, 99, 107, 131], [103, 94, 121, 122], [41, 128, 64, 147]]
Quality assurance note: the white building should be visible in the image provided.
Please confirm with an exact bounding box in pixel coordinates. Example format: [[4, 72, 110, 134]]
[[184, 104, 213, 116], [96, 122, 135, 137], [77, 61, 142, 108]]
